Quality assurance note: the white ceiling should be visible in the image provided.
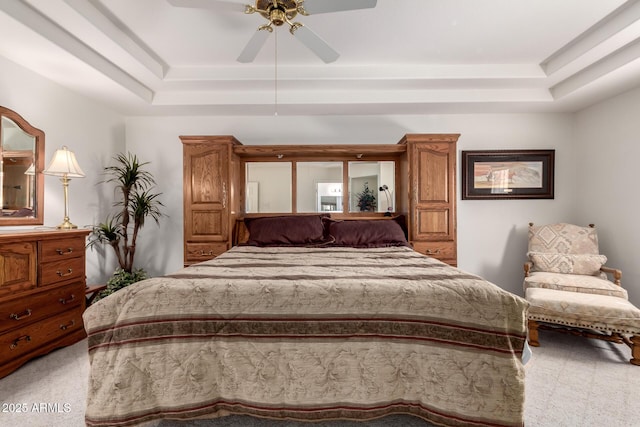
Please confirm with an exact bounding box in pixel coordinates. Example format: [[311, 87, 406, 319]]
[[1, 0, 640, 116]]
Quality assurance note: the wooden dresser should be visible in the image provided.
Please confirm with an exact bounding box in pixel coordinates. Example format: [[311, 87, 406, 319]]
[[0, 229, 89, 379]]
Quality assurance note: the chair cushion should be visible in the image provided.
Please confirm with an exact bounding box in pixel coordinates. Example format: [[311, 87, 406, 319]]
[[528, 252, 607, 275], [526, 287, 640, 335], [528, 223, 599, 254], [524, 271, 628, 299]]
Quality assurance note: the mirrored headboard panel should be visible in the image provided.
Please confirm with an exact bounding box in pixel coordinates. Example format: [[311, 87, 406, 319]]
[[0, 106, 45, 225], [236, 144, 405, 217], [245, 162, 292, 213]]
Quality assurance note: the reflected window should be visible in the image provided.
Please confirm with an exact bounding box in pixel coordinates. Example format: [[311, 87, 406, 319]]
[[297, 162, 343, 213]]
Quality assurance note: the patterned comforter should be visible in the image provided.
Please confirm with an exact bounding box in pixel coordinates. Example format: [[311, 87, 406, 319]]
[[83, 246, 528, 427]]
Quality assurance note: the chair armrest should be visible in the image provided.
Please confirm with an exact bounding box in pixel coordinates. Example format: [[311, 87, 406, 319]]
[[600, 265, 622, 286], [524, 261, 533, 277]]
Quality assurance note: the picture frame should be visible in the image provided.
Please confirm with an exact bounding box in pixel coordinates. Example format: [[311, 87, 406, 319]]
[[461, 149, 555, 200]]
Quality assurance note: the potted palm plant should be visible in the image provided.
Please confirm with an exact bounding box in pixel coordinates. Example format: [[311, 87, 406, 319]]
[[87, 152, 164, 301]]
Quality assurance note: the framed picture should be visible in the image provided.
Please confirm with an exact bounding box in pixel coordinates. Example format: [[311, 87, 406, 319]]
[[462, 150, 555, 200]]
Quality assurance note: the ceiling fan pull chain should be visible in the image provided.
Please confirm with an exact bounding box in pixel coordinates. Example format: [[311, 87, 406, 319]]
[[275, 28, 278, 116]]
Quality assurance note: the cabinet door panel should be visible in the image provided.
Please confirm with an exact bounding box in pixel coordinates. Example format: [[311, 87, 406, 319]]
[[0, 242, 36, 297], [416, 145, 451, 205], [191, 210, 224, 238], [415, 208, 452, 240], [191, 150, 224, 205], [184, 143, 229, 243]]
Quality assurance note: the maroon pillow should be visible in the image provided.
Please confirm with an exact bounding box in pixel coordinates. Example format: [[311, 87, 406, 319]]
[[244, 215, 330, 247], [326, 217, 409, 248]]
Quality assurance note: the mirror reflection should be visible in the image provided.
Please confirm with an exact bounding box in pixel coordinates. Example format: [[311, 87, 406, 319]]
[[244, 160, 395, 215], [297, 162, 343, 213], [245, 162, 292, 213], [349, 161, 395, 213], [0, 107, 43, 224]]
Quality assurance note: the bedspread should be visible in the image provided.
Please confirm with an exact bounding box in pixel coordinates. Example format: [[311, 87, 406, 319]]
[[83, 246, 528, 427]]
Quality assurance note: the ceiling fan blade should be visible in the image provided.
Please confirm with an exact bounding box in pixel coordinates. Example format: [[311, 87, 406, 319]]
[[166, 0, 245, 13], [302, 0, 377, 15], [237, 29, 271, 63], [292, 25, 339, 63]]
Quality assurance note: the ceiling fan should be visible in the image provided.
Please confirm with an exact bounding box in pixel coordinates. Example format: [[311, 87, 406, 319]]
[[167, 0, 377, 63]]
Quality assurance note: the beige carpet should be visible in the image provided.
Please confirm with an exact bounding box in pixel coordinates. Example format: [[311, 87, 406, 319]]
[[0, 329, 637, 427]]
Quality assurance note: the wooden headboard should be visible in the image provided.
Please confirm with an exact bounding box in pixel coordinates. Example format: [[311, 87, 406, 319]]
[[182, 134, 459, 266]]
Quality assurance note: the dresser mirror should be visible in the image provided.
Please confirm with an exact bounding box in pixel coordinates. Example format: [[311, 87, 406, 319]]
[[0, 106, 44, 225], [244, 159, 395, 215]]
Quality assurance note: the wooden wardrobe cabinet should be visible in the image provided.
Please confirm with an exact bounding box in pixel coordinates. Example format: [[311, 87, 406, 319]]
[[400, 134, 458, 266], [0, 229, 89, 379], [181, 136, 240, 266]]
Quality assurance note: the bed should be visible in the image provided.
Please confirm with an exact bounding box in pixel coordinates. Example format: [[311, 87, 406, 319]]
[[83, 216, 528, 427]]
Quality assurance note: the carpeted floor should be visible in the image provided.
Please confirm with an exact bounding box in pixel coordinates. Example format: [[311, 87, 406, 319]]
[[0, 329, 637, 427]]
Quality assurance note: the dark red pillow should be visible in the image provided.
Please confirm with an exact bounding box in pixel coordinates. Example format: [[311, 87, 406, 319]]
[[326, 217, 409, 248], [244, 215, 330, 246]]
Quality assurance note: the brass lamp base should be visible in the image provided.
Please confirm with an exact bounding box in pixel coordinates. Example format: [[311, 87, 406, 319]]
[[56, 217, 78, 229]]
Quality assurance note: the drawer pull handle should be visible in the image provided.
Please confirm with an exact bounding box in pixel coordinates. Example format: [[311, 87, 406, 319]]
[[10, 335, 31, 350], [425, 249, 441, 255], [60, 320, 76, 331], [199, 250, 214, 256], [59, 294, 76, 305], [9, 309, 32, 321], [56, 247, 74, 255], [56, 268, 73, 277]]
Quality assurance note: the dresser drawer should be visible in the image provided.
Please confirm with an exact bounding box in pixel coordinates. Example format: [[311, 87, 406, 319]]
[[0, 282, 84, 334], [0, 308, 83, 361], [39, 257, 85, 287], [412, 241, 456, 264], [40, 237, 85, 262], [186, 242, 227, 262]]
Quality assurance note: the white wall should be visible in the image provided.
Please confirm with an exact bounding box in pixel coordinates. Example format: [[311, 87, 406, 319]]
[[574, 87, 640, 306], [3, 52, 636, 306], [126, 113, 575, 298], [0, 56, 126, 284]]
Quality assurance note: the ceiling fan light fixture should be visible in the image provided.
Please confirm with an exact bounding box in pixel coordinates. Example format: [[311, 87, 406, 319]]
[[234, 0, 376, 63], [270, 8, 288, 26], [169, 0, 376, 62]]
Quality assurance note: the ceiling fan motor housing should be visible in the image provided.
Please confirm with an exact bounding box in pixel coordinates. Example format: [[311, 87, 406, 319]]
[[256, 0, 299, 25]]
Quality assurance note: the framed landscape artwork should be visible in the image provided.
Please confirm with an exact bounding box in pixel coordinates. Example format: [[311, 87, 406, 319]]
[[462, 150, 555, 200]]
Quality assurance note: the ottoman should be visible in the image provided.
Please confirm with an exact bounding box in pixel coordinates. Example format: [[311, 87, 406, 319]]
[[526, 287, 640, 365]]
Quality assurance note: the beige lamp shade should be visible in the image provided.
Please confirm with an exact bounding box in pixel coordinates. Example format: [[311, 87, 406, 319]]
[[43, 146, 85, 177], [43, 145, 84, 229], [24, 163, 35, 175]]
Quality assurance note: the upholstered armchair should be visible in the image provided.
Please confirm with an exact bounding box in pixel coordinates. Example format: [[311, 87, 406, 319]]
[[523, 222, 640, 365]]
